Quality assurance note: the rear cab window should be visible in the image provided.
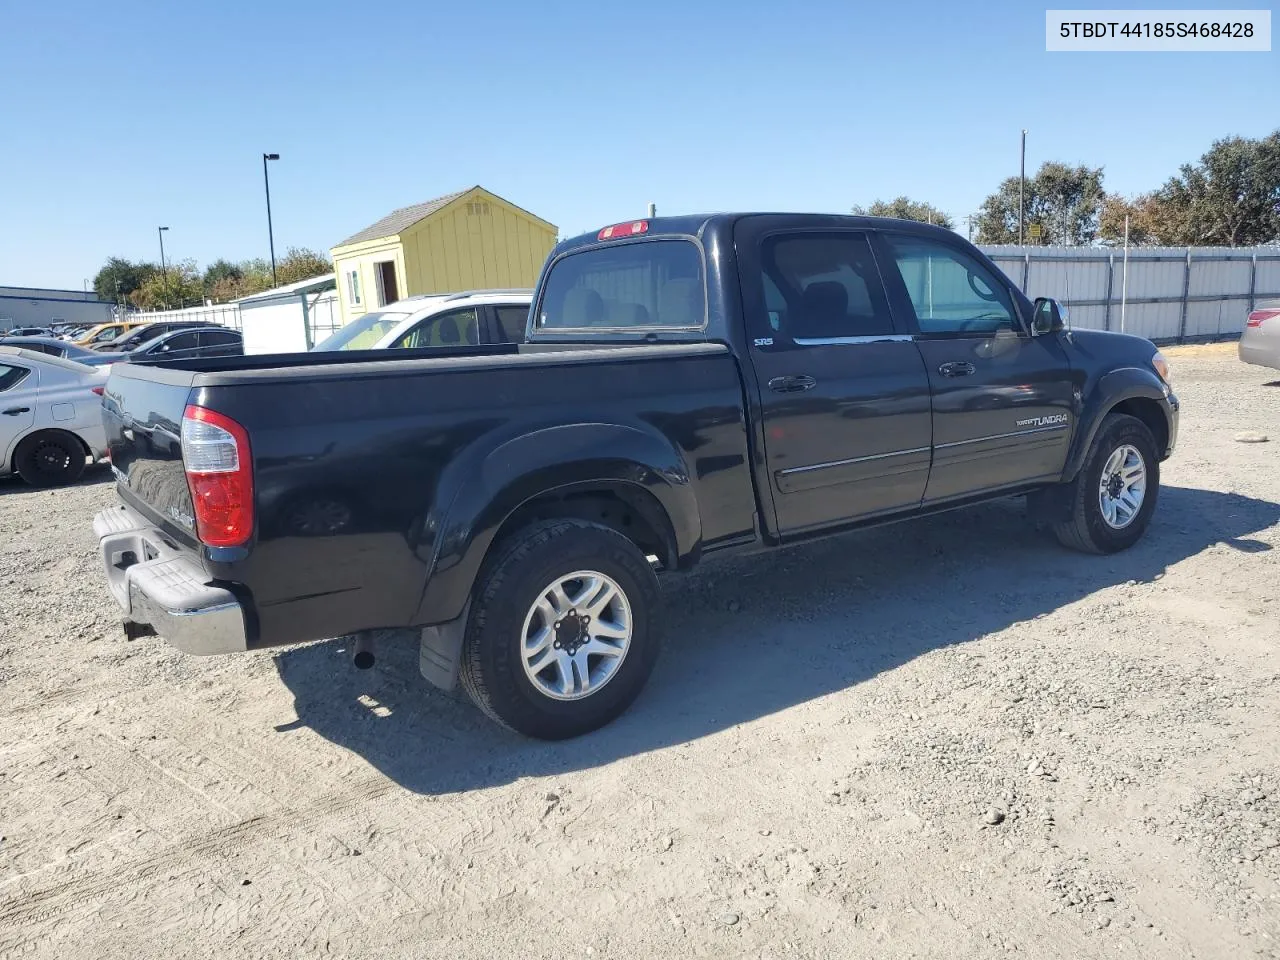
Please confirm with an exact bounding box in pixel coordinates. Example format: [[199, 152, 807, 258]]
[[536, 239, 705, 332]]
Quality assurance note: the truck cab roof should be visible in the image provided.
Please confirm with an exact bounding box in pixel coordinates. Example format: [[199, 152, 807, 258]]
[[555, 212, 966, 252]]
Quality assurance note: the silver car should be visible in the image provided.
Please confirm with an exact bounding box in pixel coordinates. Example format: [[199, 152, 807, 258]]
[[0, 347, 108, 486], [1239, 299, 1280, 373]]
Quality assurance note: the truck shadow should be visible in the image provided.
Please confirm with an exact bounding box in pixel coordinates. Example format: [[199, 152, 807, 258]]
[[273, 484, 1278, 796]]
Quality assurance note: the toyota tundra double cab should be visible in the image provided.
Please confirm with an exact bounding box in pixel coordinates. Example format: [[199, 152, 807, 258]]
[[94, 214, 1178, 739]]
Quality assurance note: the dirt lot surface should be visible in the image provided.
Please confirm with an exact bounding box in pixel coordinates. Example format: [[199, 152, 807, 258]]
[[1, 344, 1278, 959]]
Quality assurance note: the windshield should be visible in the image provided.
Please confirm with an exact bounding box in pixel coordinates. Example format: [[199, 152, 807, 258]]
[[312, 311, 413, 351], [89, 325, 123, 343]]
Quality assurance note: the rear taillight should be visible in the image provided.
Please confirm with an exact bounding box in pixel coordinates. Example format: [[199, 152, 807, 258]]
[[1247, 309, 1279, 328], [181, 404, 253, 547], [91, 386, 104, 396]]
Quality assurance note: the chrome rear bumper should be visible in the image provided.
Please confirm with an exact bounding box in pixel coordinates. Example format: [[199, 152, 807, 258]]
[[94, 504, 248, 655]]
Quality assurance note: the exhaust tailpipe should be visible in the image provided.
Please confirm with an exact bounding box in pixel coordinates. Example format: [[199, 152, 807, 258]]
[[352, 632, 376, 670]]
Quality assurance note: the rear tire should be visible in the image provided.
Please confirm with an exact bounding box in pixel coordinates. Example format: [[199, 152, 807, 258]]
[[14, 432, 87, 487], [1053, 413, 1159, 554], [459, 519, 662, 739]]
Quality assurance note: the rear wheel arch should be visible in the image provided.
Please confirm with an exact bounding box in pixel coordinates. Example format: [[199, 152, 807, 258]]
[[491, 481, 680, 571], [9, 427, 91, 470], [414, 464, 695, 627], [11, 429, 90, 486]]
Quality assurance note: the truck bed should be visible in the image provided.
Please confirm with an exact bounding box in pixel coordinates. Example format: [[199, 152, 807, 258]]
[[101, 339, 757, 648]]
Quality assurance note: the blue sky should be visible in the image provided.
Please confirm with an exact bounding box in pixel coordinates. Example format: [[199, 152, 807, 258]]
[[2, 0, 1276, 289]]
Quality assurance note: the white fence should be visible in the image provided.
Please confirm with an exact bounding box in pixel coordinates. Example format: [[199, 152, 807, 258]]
[[121, 246, 1280, 349], [122, 290, 342, 353], [121, 302, 243, 330], [980, 245, 1280, 343]]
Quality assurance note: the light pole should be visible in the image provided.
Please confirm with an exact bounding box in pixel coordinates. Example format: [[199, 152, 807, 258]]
[[157, 226, 170, 309], [263, 153, 280, 287], [1019, 129, 1027, 246]]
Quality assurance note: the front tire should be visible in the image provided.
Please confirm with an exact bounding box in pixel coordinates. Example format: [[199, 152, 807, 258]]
[[459, 519, 663, 739], [1053, 413, 1159, 554], [13, 431, 87, 487]]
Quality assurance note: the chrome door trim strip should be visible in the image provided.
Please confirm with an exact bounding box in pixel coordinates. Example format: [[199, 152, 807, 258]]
[[778, 445, 931, 477], [792, 334, 916, 346], [935, 423, 1069, 449]]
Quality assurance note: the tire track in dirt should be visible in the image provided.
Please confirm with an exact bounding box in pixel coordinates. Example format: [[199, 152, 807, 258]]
[[0, 775, 395, 935]]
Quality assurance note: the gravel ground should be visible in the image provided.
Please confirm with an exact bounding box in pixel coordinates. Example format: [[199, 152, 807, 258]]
[[0, 343, 1277, 959]]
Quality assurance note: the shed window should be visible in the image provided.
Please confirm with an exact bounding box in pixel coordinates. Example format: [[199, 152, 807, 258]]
[[346, 270, 362, 306]]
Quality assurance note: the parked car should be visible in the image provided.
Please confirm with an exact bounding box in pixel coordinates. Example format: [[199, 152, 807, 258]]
[[102, 327, 244, 364], [73, 321, 147, 349], [94, 213, 1178, 739], [93, 320, 223, 354], [1, 326, 58, 339], [1239, 300, 1280, 373], [0, 346, 108, 486], [0, 336, 118, 366], [312, 290, 532, 351]]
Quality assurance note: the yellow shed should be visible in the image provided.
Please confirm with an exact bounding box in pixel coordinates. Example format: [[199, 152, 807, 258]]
[[329, 186, 558, 325]]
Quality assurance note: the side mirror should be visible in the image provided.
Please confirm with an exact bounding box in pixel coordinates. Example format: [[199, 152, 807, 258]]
[[1031, 297, 1067, 336]]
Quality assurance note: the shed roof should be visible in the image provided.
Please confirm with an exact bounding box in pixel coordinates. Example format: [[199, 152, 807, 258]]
[[334, 186, 555, 248], [236, 272, 336, 305]]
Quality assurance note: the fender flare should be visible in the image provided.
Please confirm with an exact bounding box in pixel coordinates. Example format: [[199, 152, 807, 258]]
[[1062, 366, 1170, 481], [413, 422, 697, 625]]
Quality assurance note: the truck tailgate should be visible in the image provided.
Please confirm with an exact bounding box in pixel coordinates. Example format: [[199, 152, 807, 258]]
[[102, 364, 200, 542]]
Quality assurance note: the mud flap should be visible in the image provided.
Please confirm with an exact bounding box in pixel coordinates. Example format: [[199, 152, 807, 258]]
[[419, 601, 470, 692], [1027, 480, 1077, 526]]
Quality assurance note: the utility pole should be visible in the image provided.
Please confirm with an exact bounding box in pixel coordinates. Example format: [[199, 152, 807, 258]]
[[1019, 129, 1027, 245], [263, 153, 280, 287], [1120, 214, 1130, 333], [963, 214, 977, 242], [157, 226, 170, 310]]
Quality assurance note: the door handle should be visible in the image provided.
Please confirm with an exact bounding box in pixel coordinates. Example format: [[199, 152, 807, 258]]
[[938, 362, 976, 378], [2, 407, 30, 416], [768, 375, 817, 394]]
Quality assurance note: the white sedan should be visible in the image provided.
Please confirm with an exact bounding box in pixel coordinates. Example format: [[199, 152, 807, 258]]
[[0, 347, 108, 487]]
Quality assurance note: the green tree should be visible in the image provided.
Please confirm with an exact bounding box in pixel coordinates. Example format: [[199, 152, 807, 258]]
[[274, 247, 332, 286], [133, 260, 203, 311], [1098, 192, 1184, 246], [203, 258, 243, 290], [976, 163, 1105, 245], [93, 257, 158, 303], [852, 197, 954, 229], [1155, 133, 1280, 246]]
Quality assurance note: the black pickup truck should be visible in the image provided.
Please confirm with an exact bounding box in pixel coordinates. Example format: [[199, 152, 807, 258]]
[[95, 214, 1178, 739]]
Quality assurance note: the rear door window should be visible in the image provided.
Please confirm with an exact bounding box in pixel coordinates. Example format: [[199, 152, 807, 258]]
[[537, 239, 704, 330], [200, 330, 241, 346], [0, 364, 31, 391], [392, 308, 480, 349], [154, 332, 200, 354], [756, 233, 897, 341], [493, 305, 530, 344]]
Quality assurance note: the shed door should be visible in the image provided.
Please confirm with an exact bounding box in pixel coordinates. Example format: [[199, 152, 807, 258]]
[[376, 261, 400, 306]]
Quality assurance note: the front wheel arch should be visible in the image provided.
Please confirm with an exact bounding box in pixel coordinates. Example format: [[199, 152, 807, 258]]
[[1063, 373, 1170, 482]]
